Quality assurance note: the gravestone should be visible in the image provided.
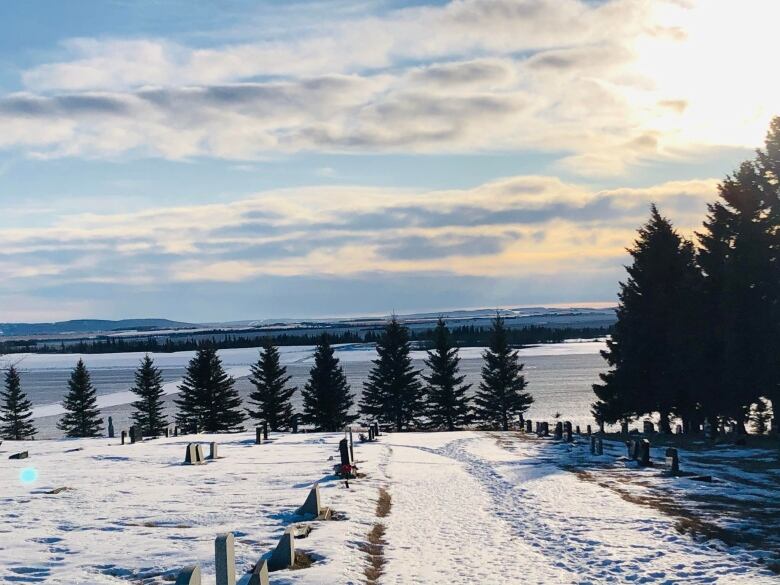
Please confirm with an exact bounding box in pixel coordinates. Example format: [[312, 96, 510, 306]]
[[108, 417, 115, 438], [248, 559, 269, 585], [256, 426, 263, 445], [9, 451, 28, 460], [675, 424, 683, 435], [590, 436, 596, 455], [268, 527, 295, 571], [165, 427, 170, 438], [175, 565, 201, 585], [208, 442, 219, 460], [291, 415, 298, 434], [215, 532, 236, 585], [575, 425, 581, 435], [554, 422, 563, 440], [525, 419, 532, 433], [643, 420, 655, 435], [665, 447, 680, 475], [339, 438, 351, 466], [121, 430, 127, 445], [586, 425, 592, 436], [638, 439, 651, 466], [372, 422, 380, 437], [596, 437, 603, 455], [129, 426, 137, 444], [563, 421, 573, 442], [184, 443, 205, 465], [263, 422, 269, 441], [368, 427, 374, 441], [625, 440, 635, 459], [621, 421, 629, 435], [540, 422, 549, 437], [174, 426, 179, 437], [348, 429, 355, 463], [297, 483, 332, 520]]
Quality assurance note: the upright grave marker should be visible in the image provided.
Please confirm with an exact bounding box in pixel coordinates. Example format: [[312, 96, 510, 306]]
[[248, 560, 269, 585], [208, 442, 219, 460], [297, 483, 332, 520], [643, 420, 655, 435], [525, 419, 533, 433], [268, 527, 295, 571], [108, 416, 115, 438], [175, 566, 201, 585], [215, 532, 236, 585], [256, 426, 263, 445], [184, 443, 205, 465], [639, 439, 651, 467], [121, 430, 127, 445], [129, 426, 137, 444], [665, 447, 680, 475], [554, 422, 563, 440], [263, 422, 269, 441]]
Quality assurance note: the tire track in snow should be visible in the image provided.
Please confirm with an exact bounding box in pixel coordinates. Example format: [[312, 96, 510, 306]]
[[410, 435, 773, 585]]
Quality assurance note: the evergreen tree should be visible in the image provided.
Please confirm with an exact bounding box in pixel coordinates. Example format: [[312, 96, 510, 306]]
[[423, 318, 472, 430], [475, 313, 532, 430], [57, 359, 103, 437], [129, 354, 168, 436], [750, 397, 772, 435], [175, 347, 245, 433], [593, 206, 702, 432], [301, 335, 356, 431], [361, 316, 424, 431], [0, 366, 36, 440], [246, 340, 296, 431]]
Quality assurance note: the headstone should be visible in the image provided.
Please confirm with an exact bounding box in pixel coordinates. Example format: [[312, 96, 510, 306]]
[[525, 419, 532, 433], [675, 424, 683, 435], [339, 438, 351, 466], [368, 427, 374, 441], [590, 436, 596, 455], [184, 443, 205, 465], [174, 426, 179, 437], [121, 430, 127, 445], [563, 421, 572, 434], [248, 559, 269, 585], [621, 421, 629, 435], [256, 426, 263, 445], [175, 565, 201, 585], [665, 447, 680, 475], [554, 422, 563, 440], [9, 451, 28, 460], [165, 427, 170, 438], [535, 422, 540, 434], [297, 483, 332, 519], [268, 527, 295, 571], [129, 426, 137, 444], [563, 422, 573, 442], [596, 437, 603, 455], [349, 429, 355, 463], [638, 439, 651, 467], [291, 415, 298, 434], [643, 420, 655, 435], [586, 424, 592, 436], [215, 532, 236, 585], [575, 425, 581, 435], [263, 421, 269, 441], [108, 417, 115, 438], [208, 442, 218, 460], [372, 422, 380, 437], [540, 422, 549, 437]]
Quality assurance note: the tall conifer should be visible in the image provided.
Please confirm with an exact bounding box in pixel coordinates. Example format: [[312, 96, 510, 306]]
[[361, 316, 424, 431], [475, 313, 532, 430], [423, 318, 472, 430], [301, 335, 356, 431], [246, 340, 296, 431], [130, 354, 168, 436], [58, 359, 103, 437], [0, 366, 36, 440]]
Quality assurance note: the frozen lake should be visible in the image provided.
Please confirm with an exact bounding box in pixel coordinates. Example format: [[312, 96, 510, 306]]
[[2, 341, 608, 438]]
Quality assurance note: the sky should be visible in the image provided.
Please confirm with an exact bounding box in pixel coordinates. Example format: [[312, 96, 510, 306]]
[[0, 0, 777, 323]]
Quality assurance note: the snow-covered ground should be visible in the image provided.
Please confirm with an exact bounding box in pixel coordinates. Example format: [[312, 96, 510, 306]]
[[1, 430, 776, 584]]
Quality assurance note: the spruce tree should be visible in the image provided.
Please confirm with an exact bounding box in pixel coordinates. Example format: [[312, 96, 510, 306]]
[[475, 313, 532, 430], [130, 354, 168, 436], [423, 318, 472, 430], [175, 347, 245, 433], [246, 340, 296, 431], [593, 206, 702, 432], [301, 335, 356, 431], [57, 359, 103, 438], [0, 366, 36, 440], [361, 316, 424, 431]]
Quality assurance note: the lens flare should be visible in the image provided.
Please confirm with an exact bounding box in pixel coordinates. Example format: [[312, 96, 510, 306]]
[[19, 467, 38, 484]]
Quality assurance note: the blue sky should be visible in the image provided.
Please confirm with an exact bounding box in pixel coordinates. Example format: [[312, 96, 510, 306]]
[[0, 0, 776, 322]]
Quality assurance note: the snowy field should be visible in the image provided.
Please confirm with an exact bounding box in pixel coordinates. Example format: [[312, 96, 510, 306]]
[[1, 430, 777, 584], [3, 341, 607, 438]]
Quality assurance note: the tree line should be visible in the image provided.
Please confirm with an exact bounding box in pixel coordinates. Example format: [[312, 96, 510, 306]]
[[0, 324, 610, 355], [0, 315, 535, 439], [593, 118, 780, 435]]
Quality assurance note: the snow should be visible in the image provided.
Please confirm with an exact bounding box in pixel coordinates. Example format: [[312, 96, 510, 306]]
[[1, 430, 775, 584]]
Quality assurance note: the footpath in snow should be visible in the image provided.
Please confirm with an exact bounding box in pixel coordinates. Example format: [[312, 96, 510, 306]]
[[1, 430, 777, 584]]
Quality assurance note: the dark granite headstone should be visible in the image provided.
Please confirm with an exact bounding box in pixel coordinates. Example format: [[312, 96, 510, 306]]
[[596, 437, 603, 455], [540, 422, 549, 437], [554, 422, 563, 440], [665, 447, 679, 474], [291, 415, 298, 434], [372, 422, 379, 437], [339, 438, 351, 466], [164, 427, 170, 438], [525, 419, 532, 433], [590, 436, 596, 454], [638, 439, 651, 466], [129, 426, 137, 444], [121, 430, 127, 445], [621, 421, 629, 435], [174, 426, 179, 437], [643, 420, 655, 435], [263, 421, 268, 441], [256, 426, 263, 445], [108, 416, 115, 438], [586, 424, 592, 436], [348, 429, 354, 463]]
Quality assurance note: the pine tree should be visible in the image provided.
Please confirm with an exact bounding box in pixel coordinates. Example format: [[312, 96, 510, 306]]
[[301, 335, 356, 431], [129, 354, 168, 436], [57, 359, 103, 438], [750, 397, 772, 435], [361, 316, 424, 431], [0, 366, 36, 440], [593, 206, 702, 432], [246, 340, 296, 431], [175, 347, 245, 433], [423, 318, 472, 430], [475, 313, 532, 430]]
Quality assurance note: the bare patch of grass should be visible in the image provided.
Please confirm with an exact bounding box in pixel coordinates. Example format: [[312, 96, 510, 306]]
[[363, 487, 392, 584], [376, 488, 392, 518], [291, 550, 315, 570]]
